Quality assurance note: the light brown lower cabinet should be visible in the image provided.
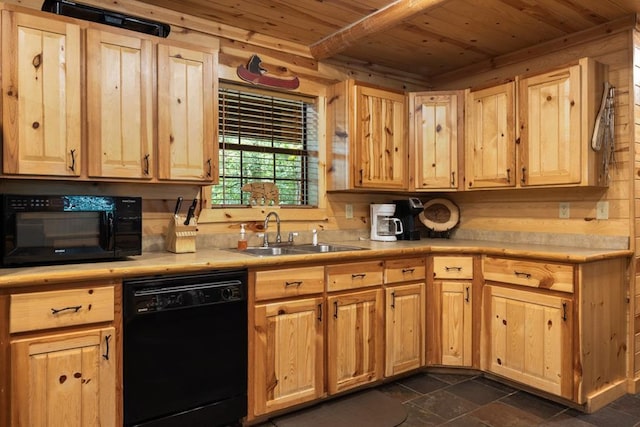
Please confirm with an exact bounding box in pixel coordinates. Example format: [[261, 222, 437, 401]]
[[252, 297, 324, 416], [484, 285, 573, 398], [11, 327, 116, 427], [327, 288, 384, 394], [385, 282, 425, 376]]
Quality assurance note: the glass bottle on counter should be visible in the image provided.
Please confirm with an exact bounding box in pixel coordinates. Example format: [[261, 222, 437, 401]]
[[238, 224, 248, 250]]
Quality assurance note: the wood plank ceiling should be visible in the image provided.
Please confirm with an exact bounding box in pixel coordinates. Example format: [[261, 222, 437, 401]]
[[136, 0, 640, 80]]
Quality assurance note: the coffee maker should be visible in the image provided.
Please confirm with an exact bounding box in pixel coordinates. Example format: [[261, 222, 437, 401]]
[[393, 198, 424, 240], [370, 204, 404, 242]]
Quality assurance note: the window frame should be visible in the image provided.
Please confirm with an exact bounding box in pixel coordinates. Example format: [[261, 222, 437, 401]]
[[198, 81, 327, 224]]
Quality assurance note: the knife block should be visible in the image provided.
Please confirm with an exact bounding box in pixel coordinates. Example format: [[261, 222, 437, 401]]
[[166, 215, 197, 253]]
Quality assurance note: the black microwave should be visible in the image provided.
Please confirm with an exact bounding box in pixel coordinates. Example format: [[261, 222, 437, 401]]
[[0, 194, 142, 267]]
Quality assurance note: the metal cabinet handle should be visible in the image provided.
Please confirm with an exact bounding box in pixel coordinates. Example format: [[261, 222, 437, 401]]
[[390, 291, 396, 309], [514, 271, 532, 279], [51, 305, 82, 315], [317, 303, 323, 321], [562, 302, 568, 321], [402, 268, 415, 274], [206, 159, 212, 177], [352, 273, 366, 279], [445, 266, 462, 272], [506, 168, 511, 183], [143, 154, 150, 175], [521, 167, 526, 184], [69, 149, 77, 172], [465, 287, 470, 303], [333, 301, 338, 319], [451, 171, 456, 187], [102, 334, 111, 360], [285, 281, 302, 287]]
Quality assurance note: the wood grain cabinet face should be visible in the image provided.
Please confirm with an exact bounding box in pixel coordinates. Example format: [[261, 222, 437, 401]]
[[409, 91, 463, 191], [327, 288, 384, 394], [157, 43, 217, 183], [252, 297, 324, 416], [11, 327, 116, 427], [465, 83, 516, 189], [484, 285, 573, 399], [326, 80, 407, 190], [86, 29, 154, 179], [1, 11, 81, 177], [385, 283, 425, 376]]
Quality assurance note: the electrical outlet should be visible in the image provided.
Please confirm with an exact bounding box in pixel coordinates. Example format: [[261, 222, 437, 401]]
[[345, 204, 354, 219], [559, 202, 570, 219], [596, 201, 609, 220]]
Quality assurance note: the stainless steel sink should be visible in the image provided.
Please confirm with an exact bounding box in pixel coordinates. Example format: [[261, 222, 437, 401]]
[[230, 243, 367, 257], [293, 243, 366, 253], [241, 246, 302, 256]]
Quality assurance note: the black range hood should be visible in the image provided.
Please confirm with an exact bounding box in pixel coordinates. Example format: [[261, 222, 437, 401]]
[[41, 0, 170, 38]]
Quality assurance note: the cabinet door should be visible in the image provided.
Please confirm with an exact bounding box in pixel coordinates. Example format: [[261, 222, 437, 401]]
[[518, 64, 581, 186], [385, 283, 424, 376], [410, 92, 461, 190], [1, 11, 81, 177], [465, 83, 516, 189], [11, 327, 116, 427], [327, 288, 384, 394], [486, 285, 573, 398], [86, 29, 153, 179], [253, 297, 324, 416], [353, 85, 407, 189], [157, 43, 217, 182]]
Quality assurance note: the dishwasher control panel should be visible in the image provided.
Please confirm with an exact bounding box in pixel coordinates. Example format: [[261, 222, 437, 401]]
[[124, 270, 247, 315]]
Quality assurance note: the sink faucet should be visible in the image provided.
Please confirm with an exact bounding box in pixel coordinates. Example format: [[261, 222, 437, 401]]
[[263, 211, 281, 247]]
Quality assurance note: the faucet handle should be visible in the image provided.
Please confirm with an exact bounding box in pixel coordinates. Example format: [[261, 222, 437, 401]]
[[288, 232, 299, 243]]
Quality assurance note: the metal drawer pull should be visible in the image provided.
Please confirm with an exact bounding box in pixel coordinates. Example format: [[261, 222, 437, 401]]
[[402, 268, 415, 274], [351, 273, 366, 279], [444, 266, 462, 272], [514, 271, 532, 279], [391, 291, 396, 309], [465, 287, 470, 302], [285, 281, 302, 287], [562, 302, 567, 321], [333, 301, 339, 319], [317, 303, 323, 321], [102, 335, 111, 361], [51, 305, 82, 315]]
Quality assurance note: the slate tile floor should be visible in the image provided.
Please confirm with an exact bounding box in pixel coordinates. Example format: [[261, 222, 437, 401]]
[[256, 372, 640, 426], [380, 372, 640, 427]]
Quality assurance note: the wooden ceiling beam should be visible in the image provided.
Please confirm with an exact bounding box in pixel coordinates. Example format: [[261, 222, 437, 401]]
[[309, 0, 449, 60]]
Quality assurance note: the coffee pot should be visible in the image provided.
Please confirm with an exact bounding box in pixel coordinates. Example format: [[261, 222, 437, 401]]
[[370, 204, 404, 241]]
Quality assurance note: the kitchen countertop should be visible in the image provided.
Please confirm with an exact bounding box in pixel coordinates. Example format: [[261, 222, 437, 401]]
[[0, 238, 631, 289]]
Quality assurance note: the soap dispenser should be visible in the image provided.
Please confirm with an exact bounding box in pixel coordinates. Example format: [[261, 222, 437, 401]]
[[237, 224, 248, 250]]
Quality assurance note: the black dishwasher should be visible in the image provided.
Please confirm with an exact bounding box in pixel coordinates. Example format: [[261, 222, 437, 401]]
[[123, 269, 247, 427]]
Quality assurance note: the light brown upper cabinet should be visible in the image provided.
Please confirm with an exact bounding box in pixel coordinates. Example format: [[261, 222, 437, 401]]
[[2, 11, 81, 177], [465, 58, 607, 190], [409, 91, 464, 191], [518, 58, 606, 187], [157, 43, 217, 183], [327, 80, 408, 191], [86, 29, 154, 179], [465, 83, 516, 189]]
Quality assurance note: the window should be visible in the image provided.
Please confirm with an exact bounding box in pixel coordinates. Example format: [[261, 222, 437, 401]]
[[213, 83, 319, 207]]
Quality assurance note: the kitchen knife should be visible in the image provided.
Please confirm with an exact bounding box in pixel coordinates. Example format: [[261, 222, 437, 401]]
[[184, 198, 198, 225], [173, 196, 183, 217]]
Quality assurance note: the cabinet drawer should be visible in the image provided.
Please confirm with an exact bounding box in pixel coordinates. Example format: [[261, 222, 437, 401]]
[[10, 286, 115, 333], [483, 256, 574, 293], [433, 256, 473, 279], [384, 258, 426, 283], [327, 260, 383, 292], [255, 266, 324, 301]]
